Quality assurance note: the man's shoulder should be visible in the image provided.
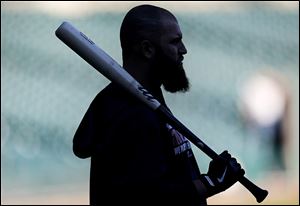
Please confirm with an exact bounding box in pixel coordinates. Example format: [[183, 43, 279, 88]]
[[91, 83, 156, 118], [91, 83, 126, 106]]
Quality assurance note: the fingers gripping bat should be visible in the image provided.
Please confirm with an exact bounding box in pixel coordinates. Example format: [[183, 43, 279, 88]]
[[55, 21, 268, 203]]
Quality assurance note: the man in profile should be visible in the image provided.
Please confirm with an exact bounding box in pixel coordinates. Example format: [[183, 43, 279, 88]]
[[73, 4, 244, 205]]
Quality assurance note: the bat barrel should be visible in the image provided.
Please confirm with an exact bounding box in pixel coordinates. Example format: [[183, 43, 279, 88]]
[[55, 21, 161, 110]]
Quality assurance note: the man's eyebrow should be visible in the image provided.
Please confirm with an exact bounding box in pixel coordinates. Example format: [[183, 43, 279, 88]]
[[176, 32, 183, 38], [173, 34, 182, 40]]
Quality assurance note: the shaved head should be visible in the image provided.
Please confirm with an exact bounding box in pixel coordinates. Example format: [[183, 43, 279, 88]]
[[120, 5, 177, 57]]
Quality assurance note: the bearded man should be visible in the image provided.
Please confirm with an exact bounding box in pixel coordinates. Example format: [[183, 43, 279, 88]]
[[73, 4, 244, 205]]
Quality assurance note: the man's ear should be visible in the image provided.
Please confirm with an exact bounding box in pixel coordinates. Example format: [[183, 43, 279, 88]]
[[140, 40, 155, 59]]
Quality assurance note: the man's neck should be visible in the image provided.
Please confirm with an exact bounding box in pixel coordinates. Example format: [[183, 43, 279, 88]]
[[123, 62, 159, 88], [123, 61, 165, 105]]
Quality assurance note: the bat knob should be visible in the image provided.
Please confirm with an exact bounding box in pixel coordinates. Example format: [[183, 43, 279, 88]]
[[256, 189, 268, 203]]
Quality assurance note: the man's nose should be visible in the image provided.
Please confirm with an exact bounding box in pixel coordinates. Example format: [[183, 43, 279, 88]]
[[179, 42, 187, 55]]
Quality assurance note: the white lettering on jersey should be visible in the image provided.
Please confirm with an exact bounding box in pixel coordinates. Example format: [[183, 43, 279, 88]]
[[166, 123, 191, 155]]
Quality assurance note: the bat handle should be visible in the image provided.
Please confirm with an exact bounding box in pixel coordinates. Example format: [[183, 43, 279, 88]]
[[239, 176, 268, 203], [156, 106, 268, 203]]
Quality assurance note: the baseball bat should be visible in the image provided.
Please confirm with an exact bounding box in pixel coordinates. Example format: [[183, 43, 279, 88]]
[[55, 21, 268, 203]]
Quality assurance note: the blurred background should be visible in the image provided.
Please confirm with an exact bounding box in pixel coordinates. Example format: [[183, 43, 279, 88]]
[[1, 1, 299, 205]]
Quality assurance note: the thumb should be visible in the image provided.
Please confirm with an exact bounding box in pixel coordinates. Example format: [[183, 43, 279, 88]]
[[219, 150, 231, 160]]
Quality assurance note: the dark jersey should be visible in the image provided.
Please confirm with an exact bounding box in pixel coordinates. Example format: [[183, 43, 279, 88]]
[[73, 83, 207, 205]]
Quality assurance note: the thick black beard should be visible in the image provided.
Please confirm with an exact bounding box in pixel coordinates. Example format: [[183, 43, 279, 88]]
[[161, 63, 190, 93], [153, 45, 190, 93]]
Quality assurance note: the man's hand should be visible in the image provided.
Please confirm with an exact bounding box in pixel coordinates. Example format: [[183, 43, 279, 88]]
[[199, 150, 245, 197]]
